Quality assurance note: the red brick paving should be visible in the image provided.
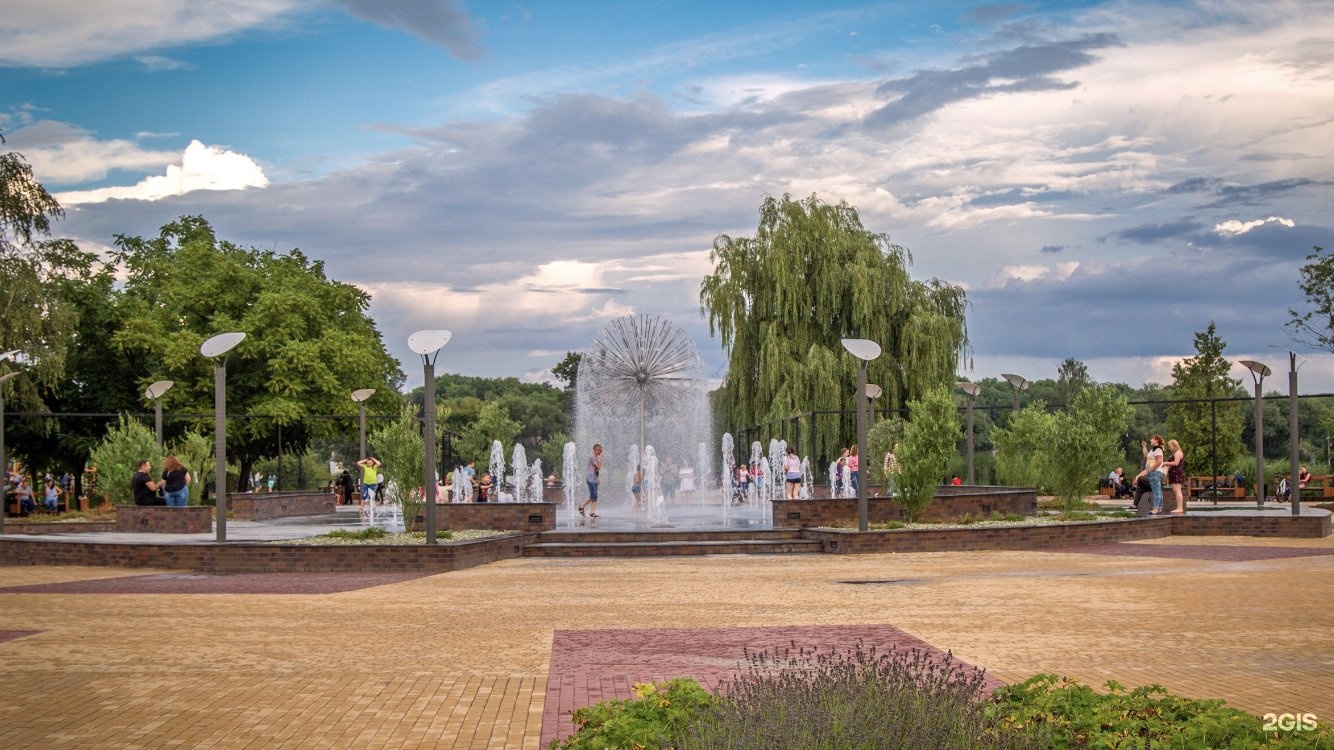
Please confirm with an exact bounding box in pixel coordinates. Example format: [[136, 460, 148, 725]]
[[541, 624, 1001, 747], [0, 571, 430, 595], [1056, 543, 1334, 561], [0, 630, 42, 644]]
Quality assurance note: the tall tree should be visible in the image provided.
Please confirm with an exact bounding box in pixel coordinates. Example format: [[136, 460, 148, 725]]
[[1167, 322, 1244, 478], [111, 216, 404, 484], [552, 351, 582, 392], [700, 194, 969, 451], [0, 133, 95, 403], [1054, 357, 1093, 406], [1288, 244, 1334, 353]]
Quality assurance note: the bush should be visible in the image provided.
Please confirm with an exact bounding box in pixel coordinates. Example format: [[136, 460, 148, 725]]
[[678, 644, 1045, 750], [990, 673, 1334, 749], [550, 678, 715, 750], [87, 415, 162, 505]]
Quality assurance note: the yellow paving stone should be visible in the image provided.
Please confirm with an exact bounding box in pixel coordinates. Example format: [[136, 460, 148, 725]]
[[2, 536, 1333, 747]]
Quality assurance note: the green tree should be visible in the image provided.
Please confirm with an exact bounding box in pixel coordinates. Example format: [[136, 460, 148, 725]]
[[1054, 357, 1093, 406], [457, 400, 523, 471], [700, 194, 969, 449], [1045, 386, 1133, 510], [369, 403, 428, 525], [552, 351, 582, 392], [87, 415, 163, 506], [1167, 323, 1244, 478], [892, 385, 961, 521], [1288, 244, 1334, 353], [1, 133, 97, 405], [111, 216, 404, 486], [992, 404, 1057, 491]]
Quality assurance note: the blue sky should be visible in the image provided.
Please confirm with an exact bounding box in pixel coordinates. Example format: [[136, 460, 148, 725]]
[[4, 0, 1333, 392]]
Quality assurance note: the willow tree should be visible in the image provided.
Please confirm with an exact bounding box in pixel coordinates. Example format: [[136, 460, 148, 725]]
[[700, 194, 969, 455]]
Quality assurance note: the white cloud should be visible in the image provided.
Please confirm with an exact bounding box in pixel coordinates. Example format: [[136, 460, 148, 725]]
[[986, 261, 1081, 287], [1214, 216, 1296, 236], [10, 121, 178, 184], [0, 0, 307, 68], [56, 140, 268, 204]]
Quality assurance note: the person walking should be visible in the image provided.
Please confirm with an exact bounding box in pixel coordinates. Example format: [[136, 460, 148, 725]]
[[160, 455, 192, 506], [576, 444, 603, 517], [883, 444, 899, 497]]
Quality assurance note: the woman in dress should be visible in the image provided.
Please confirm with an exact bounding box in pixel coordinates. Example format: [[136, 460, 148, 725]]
[[678, 460, 695, 502]]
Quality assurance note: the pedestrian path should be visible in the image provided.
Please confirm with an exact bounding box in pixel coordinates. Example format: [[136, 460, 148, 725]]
[[2, 532, 1332, 748]]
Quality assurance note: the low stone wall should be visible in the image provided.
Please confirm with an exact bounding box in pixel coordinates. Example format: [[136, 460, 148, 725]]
[[806, 516, 1173, 553], [0, 533, 537, 573], [772, 486, 1037, 528], [415, 502, 557, 533], [229, 491, 336, 521], [1171, 512, 1329, 538], [0, 521, 117, 535], [115, 506, 213, 534]]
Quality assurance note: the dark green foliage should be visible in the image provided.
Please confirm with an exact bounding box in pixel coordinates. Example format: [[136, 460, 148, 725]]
[[1288, 244, 1334, 354], [990, 673, 1334, 749], [550, 678, 716, 750]]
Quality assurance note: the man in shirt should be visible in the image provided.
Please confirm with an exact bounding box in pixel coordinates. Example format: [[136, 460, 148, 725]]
[[576, 444, 603, 518], [131, 460, 166, 506]]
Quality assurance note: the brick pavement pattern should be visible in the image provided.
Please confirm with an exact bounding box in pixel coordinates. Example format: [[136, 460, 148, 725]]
[[2, 535, 1333, 748]]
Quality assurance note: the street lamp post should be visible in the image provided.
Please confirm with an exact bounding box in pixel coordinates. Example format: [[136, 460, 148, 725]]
[[145, 380, 174, 449], [1001, 373, 1029, 413], [409, 330, 451, 545], [0, 354, 20, 536], [1286, 352, 1300, 517], [351, 388, 376, 460], [842, 338, 882, 532], [1240, 360, 1270, 509], [957, 381, 981, 485], [865, 384, 882, 431], [201, 332, 246, 543]]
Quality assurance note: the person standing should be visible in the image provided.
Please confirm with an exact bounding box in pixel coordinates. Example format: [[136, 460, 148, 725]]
[[577, 444, 603, 517], [161, 455, 192, 507], [847, 445, 861, 492], [631, 465, 644, 512], [357, 456, 381, 503], [678, 459, 695, 503], [883, 444, 899, 497], [1135, 436, 1166, 514], [132, 460, 166, 506], [1164, 439, 1186, 514], [782, 445, 803, 500]]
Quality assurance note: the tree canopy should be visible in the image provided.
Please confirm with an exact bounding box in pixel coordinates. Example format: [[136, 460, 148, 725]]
[[1288, 244, 1334, 354], [1167, 322, 1244, 478], [111, 216, 404, 482], [700, 194, 969, 446]]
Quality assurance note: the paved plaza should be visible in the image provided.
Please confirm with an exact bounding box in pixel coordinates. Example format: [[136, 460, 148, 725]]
[[2, 532, 1332, 748]]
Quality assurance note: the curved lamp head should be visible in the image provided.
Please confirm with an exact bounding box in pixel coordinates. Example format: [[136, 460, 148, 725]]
[[408, 329, 452, 355], [200, 332, 246, 358], [864, 384, 883, 400], [1001, 373, 1029, 390], [956, 381, 981, 398], [1239, 360, 1272, 381], [145, 380, 175, 400], [0, 349, 19, 363], [841, 338, 882, 361], [351, 388, 376, 403]]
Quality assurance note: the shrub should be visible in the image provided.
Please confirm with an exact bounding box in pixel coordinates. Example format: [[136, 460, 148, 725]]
[[990, 673, 1334, 749], [550, 678, 715, 750], [87, 415, 162, 505], [678, 644, 1045, 750], [893, 385, 963, 522]]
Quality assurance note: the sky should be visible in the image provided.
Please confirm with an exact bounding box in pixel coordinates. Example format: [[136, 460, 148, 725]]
[[4, 0, 1334, 394]]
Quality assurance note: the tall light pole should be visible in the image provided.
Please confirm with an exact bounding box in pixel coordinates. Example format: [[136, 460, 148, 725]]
[[409, 330, 451, 545], [201, 332, 246, 542], [351, 388, 376, 460], [0, 352, 21, 536], [1240, 360, 1270, 509], [1285, 351, 1301, 517], [145, 380, 174, 449], [865, 384, 882, 431], [957, 381, 981, 485], [842, 338, 882, 531], [1001, 373, 1029, 413]]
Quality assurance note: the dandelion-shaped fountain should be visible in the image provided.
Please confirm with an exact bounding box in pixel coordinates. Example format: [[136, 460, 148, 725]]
[[574, 315, 712, 520]]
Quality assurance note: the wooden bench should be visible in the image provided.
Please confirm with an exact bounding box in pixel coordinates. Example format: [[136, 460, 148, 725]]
[[1282, 474, 1334, 500], [1187, 475, 1244, 501]]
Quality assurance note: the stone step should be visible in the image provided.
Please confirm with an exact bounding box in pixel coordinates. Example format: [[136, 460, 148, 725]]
[[537, 529, 804, 544], [523, 538, 823, 557]]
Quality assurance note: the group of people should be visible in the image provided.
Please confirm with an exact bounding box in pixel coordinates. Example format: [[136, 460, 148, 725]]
[[1114, 434, 1187, 515], [129, 456, 193, 506], [6, 466, 76, 516]]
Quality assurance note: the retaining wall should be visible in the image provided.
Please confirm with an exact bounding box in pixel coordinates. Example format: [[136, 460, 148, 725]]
[[229, 491, 336, 521], [772, 486, 1037, 528]]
